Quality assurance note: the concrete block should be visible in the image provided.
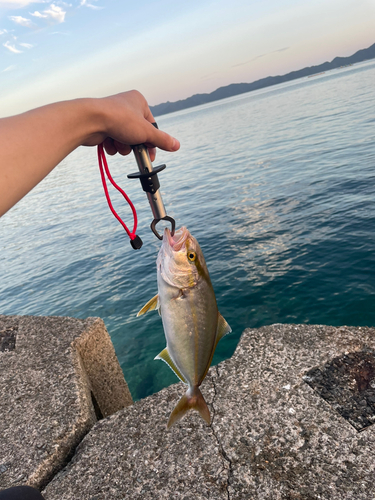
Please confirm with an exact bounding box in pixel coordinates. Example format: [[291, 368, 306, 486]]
[[0, 315, 132, 491], [44, 377, 229, 500], [212, 324, 375, 499], [42, 324, 375, 499]]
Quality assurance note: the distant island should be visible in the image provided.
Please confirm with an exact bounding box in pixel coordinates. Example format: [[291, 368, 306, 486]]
[[150, 42, 375, 117]]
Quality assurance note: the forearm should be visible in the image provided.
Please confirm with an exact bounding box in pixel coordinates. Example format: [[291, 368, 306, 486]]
[[0, 91, 179, 217], [0, 98, 101, 216]]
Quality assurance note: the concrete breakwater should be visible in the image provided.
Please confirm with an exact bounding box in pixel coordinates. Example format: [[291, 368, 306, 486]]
[[1, 316, 375, 499]]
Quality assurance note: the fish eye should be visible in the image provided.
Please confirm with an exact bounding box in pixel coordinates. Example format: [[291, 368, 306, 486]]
[[187, 251, 196, 262]]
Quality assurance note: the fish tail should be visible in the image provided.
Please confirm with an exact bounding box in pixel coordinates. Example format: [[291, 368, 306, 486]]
[[167, 386, 210, 429]]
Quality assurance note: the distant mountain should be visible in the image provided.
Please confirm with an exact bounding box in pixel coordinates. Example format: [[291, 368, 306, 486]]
[[150, 42, 375, 117]]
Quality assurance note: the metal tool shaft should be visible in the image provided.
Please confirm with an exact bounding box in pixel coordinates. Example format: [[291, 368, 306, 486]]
[[132, 144, 167, 221]]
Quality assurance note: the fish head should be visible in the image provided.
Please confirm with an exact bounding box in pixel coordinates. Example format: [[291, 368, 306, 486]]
[[157, 227, 209, 289]]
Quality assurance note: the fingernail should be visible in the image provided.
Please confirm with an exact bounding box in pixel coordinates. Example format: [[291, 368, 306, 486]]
[[171, 138, 180, 151], [149, 147, 156, 160]]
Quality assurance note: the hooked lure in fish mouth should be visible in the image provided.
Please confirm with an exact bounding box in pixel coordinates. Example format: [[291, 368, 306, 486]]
[[138, 226, 231, 428]]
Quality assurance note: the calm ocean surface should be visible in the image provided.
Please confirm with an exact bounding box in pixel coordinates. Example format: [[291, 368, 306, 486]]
[[1, 60, 375, 400]]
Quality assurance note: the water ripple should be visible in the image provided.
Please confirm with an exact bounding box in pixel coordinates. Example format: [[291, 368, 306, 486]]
[[1, 60, 375, 400]]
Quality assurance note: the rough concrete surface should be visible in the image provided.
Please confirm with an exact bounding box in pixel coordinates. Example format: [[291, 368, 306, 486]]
[[0, 315, 132, 491], [44, 377, 228, 500], [42, 324, 375, 500]]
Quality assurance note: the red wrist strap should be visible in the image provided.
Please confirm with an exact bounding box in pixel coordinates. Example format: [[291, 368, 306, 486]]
[[97, 143, 138, 240]]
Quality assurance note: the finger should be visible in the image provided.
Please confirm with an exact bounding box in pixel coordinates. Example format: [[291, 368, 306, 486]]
[[103, 137, 117, 156], [113, 140, 131, 156], [130, 89, 156, 125], [145, 123, 180, 152], [144, 107, 155, 124], [148, 147, 156, 162], [137, 92, 155, 124]]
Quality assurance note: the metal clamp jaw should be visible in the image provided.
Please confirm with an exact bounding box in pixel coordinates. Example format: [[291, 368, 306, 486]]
[[128, 135, 175, 240]]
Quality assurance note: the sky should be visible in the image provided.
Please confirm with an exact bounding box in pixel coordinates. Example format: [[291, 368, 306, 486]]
[[0, 0, 374, 117]]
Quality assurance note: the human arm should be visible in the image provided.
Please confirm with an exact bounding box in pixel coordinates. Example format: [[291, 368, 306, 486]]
[[0, 90, 179, 217]]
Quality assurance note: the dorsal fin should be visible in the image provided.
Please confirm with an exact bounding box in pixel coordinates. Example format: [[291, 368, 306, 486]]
[[137, 294, 159, 317], [155, 348, 187, 384]]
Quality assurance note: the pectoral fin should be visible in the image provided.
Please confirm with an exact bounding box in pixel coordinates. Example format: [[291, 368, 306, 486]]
[[155, 348, 187, 384], [137, 294, 159, 317]]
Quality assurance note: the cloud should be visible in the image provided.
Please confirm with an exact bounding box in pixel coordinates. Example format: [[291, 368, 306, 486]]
[[0, 0, 45, 7], [232, 47, 290, 68], [30, 10, 46, 17], [80, 0, 103, 9], [30, 4, 66, 23], [9, 15, 35, 27], [201, 71, 218, 80], [19, 42, 33, 48], [43, 4, 66, 22], [3, 40, 23, 53], [274, 47, 290, 53], [232, 55, 265, 68], [3, 64, 17, 72], [0, 29, 16, 37]]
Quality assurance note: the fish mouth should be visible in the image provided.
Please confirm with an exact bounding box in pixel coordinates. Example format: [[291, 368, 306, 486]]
[[164, 227, 189, 252]]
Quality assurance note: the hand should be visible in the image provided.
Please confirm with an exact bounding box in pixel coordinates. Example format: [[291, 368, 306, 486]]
[[0, 89, 180, 217], [83, 90, 180, 162]]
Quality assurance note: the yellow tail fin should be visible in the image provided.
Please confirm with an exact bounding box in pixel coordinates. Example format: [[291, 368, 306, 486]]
[[167, 386, 210, 429]]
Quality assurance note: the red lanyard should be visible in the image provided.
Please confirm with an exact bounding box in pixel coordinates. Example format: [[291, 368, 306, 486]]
[[97, 143, 138, 241]]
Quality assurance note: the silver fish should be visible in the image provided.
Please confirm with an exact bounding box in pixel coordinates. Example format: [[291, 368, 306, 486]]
[[137, 227, 231, 428]]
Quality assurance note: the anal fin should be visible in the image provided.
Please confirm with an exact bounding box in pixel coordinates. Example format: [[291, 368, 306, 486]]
[[155, 348, 187, 384]]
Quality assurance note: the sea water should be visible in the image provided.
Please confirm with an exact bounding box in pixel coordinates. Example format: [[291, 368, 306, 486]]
[[1, 60, 374, 400]]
